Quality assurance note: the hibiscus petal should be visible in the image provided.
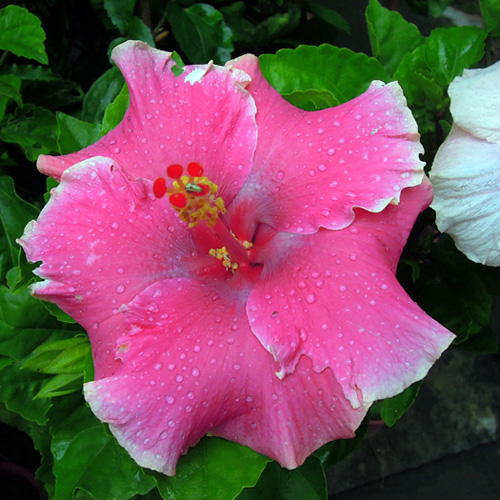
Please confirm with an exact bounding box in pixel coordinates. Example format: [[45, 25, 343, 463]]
[[448, 60, 500, 145], [18, 156, 220, 377], [246, 179, 454, 406], [226, 54, 424, 236], [430, 125, 500, 266], [38, 41, 257, 205], [84, 278, 367, 475]]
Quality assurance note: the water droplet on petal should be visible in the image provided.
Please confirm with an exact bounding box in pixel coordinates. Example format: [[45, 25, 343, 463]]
[[306, 293, 316, 304], [116, 284, 125, 293], [166, 395, 175, 404]]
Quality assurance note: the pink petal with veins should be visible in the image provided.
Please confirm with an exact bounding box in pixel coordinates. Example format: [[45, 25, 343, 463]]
[[84, 278, 366, 475], [19, 156, 224, 377], [246, 179, 454, 406], [226, 54, 424, 236], [38, 41, 257, 205]]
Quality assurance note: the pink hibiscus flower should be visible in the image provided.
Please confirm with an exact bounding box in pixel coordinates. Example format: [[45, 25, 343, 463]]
[[19, 41, 454, 475]]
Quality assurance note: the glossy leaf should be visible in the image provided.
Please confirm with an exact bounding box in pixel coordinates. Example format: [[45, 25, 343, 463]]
[[282, 89, 339, 111], [237, 456, 327, 500], [0, 5, 48, 64], [101, 83, 130, 135], [127, 16, 155, 46], [259, 45, 390, 105], [0, 107, 58, 161], [30, 421, 56, 499], [155, 437, 270, 500], [0, 74, 22, 110], [413, 239, 492, 344], [48, 393, 156, 500], [104, 0, 136, 34], [22, 337, 90, 375], [35, 372, 84, 399], [56, 112, 101, 155], [314, 417, 369, 469], [380, 381, 422, 427], [82, 66, 125, 123], [0, 176, 39, 271], [455, 325, 499, 354], [480, 0, 500, 36], [424, 27, 486, 87], [366, 0, 423, 75], [166, 1, 233, 64], [305, 0, 350, 33]]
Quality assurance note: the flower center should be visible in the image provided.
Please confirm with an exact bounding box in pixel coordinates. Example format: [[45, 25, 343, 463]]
[[153, 162, 225, 228], [154, 162, 254, 273]]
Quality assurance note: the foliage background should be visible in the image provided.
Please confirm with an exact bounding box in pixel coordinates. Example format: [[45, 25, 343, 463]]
[[0, 0, 499, 499]]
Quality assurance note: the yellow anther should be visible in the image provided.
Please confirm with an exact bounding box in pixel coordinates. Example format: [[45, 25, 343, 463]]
[[242, 240, 253, 249], [168, 172, 225, 228], [208, 246, 238, 273]]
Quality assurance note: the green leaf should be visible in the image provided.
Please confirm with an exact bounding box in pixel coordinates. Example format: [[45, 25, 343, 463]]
[[156, 437, 270, 500], [22, 337, 90, 375], [171, 51, 185, 76], [127, 16, 155, 46], [454, 325, 499, 354], [166, 2, 234, 64], [282, 89, 339, 111], [252, 3, 301, 45], [104, 0, 136, 34], [412, 238, 492, 343], [305, 0, 350, 33], [9, 64, 58, 81], [237, 456, 327, 500], [424, 26, 486, 87], [0, 107, 58, 161], [56, 112, 102, 155], [0, 74, 22, 109], [48, 393, 156, 500], [0, 282, 82, 423], [82, 66, 125, 123], [0, 363, 52, 424], [101, 83, 130, 135], [30, 421, 56, 498], [366, 0, 423, 76], [314, 417, 368, 469], [393, 45, 444, 134], [41, 301, 77, 324], [481, 0, 500, 36], [259, 45, 390, 105], [0, 176, 39, 275], [380, 381, 422, 427], [35, 372, 84, 399], [0, 5, 48, 64]]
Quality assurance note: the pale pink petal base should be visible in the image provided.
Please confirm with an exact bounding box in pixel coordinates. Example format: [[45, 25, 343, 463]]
[[38, 41, 257, 205], [84, 279, 367, 475], [226, 54, 425, 237], [430, 125, 500, 266], [246, 179, 455, 406]]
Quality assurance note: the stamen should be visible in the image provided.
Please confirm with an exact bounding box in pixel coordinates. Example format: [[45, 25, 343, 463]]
[[154, 161, 253, 274], [209, 247, 239, 272]]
